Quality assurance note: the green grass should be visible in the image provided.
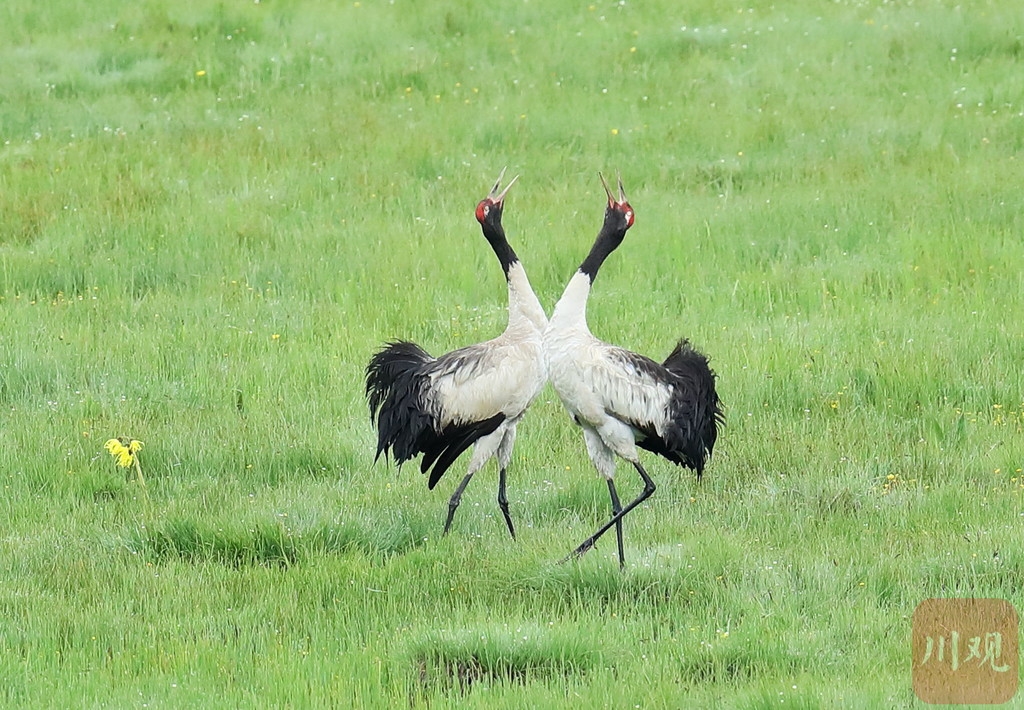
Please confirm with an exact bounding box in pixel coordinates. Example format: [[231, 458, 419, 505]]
[[2, 0, 1023, 706]]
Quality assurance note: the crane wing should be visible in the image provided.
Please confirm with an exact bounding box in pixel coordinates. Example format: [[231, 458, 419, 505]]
[[569, 339, 721, 475], [571, 340, 673, 432], [427, 339, 546, 425]]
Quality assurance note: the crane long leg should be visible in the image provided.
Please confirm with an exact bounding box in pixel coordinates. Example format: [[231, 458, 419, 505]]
[[497, 467, 516, 540], [442, 472, 475, 536], [443, 468, 518, 539], [607, 479, 625, 569], [560, 461, 656, 567]]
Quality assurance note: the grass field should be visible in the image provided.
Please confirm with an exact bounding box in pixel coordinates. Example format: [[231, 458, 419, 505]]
[[2, 0, 1023, 707]]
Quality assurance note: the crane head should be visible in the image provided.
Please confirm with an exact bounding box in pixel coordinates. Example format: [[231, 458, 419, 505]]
[[475, 167, 519, 225], [599, 172, 634, 229]]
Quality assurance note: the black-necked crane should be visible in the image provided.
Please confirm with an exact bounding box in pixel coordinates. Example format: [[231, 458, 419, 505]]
[[365, 170, 547, 539], [544, 173, 723, 568]]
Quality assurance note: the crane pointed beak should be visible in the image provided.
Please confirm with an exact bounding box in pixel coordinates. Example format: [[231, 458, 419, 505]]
[[488, 167, 508, 200], [599, 172, 615, 207], [617, 173, 628, 203], [493, 173, 519, 205]]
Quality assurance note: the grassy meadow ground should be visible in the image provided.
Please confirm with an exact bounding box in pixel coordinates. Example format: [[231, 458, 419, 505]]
[[2, 0, 1023, 706]]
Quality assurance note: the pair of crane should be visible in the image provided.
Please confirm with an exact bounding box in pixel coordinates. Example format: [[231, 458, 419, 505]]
[[365, 170, 723, 568]]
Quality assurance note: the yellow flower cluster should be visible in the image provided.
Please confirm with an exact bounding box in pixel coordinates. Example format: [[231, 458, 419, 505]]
[[880, 472, 900, 495], [104, 438, 143, 468]]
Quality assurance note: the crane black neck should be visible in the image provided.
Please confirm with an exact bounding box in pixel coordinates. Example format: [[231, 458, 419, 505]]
[[578, 211, 628, 283], [482, 222, 519, 278]]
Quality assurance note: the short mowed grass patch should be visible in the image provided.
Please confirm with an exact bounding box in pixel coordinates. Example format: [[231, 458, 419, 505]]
[[2, 0, 1023, 707]]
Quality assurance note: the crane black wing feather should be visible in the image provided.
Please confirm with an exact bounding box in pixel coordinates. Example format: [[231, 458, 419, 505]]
[[366, 340, 436, 464], [421, 412, 506, 489], [618, 339, 723, 478], [365, 339, 509, 487]]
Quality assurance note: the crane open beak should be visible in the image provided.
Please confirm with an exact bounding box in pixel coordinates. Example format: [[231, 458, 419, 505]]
[[489, 167, 519, 205], [599, 172, 628, 207], [599, 172, 614, 207]]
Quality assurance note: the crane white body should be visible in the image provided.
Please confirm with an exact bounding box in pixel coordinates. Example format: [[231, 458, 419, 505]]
[[418, 263, 546, 485], [546, 273, 678, 479]]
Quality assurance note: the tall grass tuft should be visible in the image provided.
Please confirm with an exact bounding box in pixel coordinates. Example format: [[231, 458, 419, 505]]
[[407, 623, 600, 694]]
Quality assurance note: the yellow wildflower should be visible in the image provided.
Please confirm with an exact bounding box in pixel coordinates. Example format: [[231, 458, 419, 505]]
[[104, 438, 143, 468], [105, 438, 147, 489]]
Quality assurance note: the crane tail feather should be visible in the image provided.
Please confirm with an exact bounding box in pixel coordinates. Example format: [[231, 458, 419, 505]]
[[366, 340, 508, 488], [365, 340, 436, 466], [630, 339, 724, 477]]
